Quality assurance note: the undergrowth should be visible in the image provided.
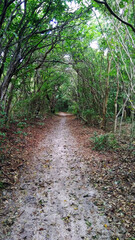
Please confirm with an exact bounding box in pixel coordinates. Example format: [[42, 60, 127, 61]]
[[92, 132, 118, 151]]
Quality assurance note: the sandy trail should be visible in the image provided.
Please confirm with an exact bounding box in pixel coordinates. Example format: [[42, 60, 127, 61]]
[[1, 115, 111, 240]]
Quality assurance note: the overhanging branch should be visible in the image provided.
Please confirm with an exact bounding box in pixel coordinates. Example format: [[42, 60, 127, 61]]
[[93, 0, 135, 32]]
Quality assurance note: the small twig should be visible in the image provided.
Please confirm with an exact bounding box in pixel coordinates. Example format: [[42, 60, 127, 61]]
[[18, 210, 25, 217], [1, 171, 14, 184], [11, 162, 24, 171]]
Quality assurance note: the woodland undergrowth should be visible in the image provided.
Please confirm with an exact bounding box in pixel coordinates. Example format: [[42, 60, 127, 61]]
[[69, 117, 135, 239]]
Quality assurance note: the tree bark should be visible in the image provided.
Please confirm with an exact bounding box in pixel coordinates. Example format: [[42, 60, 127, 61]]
[[114, 65, 119, 132], [101, 54, 112, 129], [5, 83, 15, 120]]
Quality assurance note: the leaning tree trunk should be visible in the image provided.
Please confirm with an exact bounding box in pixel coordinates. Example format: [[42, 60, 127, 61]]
[[0, 65, 16, 102]]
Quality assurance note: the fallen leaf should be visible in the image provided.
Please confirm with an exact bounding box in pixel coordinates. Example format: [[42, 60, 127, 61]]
[[39, 228, 45, 231]]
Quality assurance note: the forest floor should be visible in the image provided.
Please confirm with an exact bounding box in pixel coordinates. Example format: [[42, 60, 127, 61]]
[[0, 113, 134, 240]]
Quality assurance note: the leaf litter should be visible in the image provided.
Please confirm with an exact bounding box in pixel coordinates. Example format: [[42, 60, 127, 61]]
[[69, 117, 135, 240], [0, 114, 134, 239]]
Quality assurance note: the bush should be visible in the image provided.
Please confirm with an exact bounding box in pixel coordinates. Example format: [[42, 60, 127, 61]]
[[67, 102, 78, 114], [82, 109, 101, 125], [17, 121, 27, 129], [92, 132, 118, 151]]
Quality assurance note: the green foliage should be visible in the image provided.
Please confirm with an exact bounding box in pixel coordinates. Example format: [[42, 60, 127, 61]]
[[92, 132, 118, 151], [14, 130, 27, 136], [0, 182, 5, 189], [0, 105, 6, 128], [82, 109, 101, 124], [37, 122, 44, 126], [17, 122, 27, 129], [0, 132, 6, 138], [0, 131, 6, 150], [0, 0, 134, 137], [68, 102, 80, 115]]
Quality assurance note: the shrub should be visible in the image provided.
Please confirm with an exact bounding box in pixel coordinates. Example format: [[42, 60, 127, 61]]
[[17, 121, 27, 129], [92, 132, 118, 151], [82, 109, 101, 125]]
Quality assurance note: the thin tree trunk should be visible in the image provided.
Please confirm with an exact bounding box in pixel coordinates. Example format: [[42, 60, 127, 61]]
[[101, 54, 112, 129], [5, 83, 15, 121], [114, 65, 119, 132]]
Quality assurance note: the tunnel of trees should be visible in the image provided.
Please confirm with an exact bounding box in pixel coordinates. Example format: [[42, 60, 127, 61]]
[[0, 0, 135, 136]]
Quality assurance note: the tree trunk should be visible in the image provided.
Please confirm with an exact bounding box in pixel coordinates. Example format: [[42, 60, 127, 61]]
[[101, 54, 112, 129], [114, 65, 119, 132], [5, 83, 15, 121], [0, 66, 15, 101]]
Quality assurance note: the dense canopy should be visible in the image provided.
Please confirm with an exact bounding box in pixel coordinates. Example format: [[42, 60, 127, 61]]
[[0, 0, 134, 134]]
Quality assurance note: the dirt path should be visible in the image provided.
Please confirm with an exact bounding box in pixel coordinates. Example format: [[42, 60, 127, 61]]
[[1, 115, 112, 240]]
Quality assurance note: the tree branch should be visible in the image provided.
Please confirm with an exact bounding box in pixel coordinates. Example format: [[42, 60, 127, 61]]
[[93, 0, 135, 32]]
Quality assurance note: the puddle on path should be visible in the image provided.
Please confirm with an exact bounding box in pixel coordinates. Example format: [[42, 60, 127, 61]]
[[0, 116, 112, 240]]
